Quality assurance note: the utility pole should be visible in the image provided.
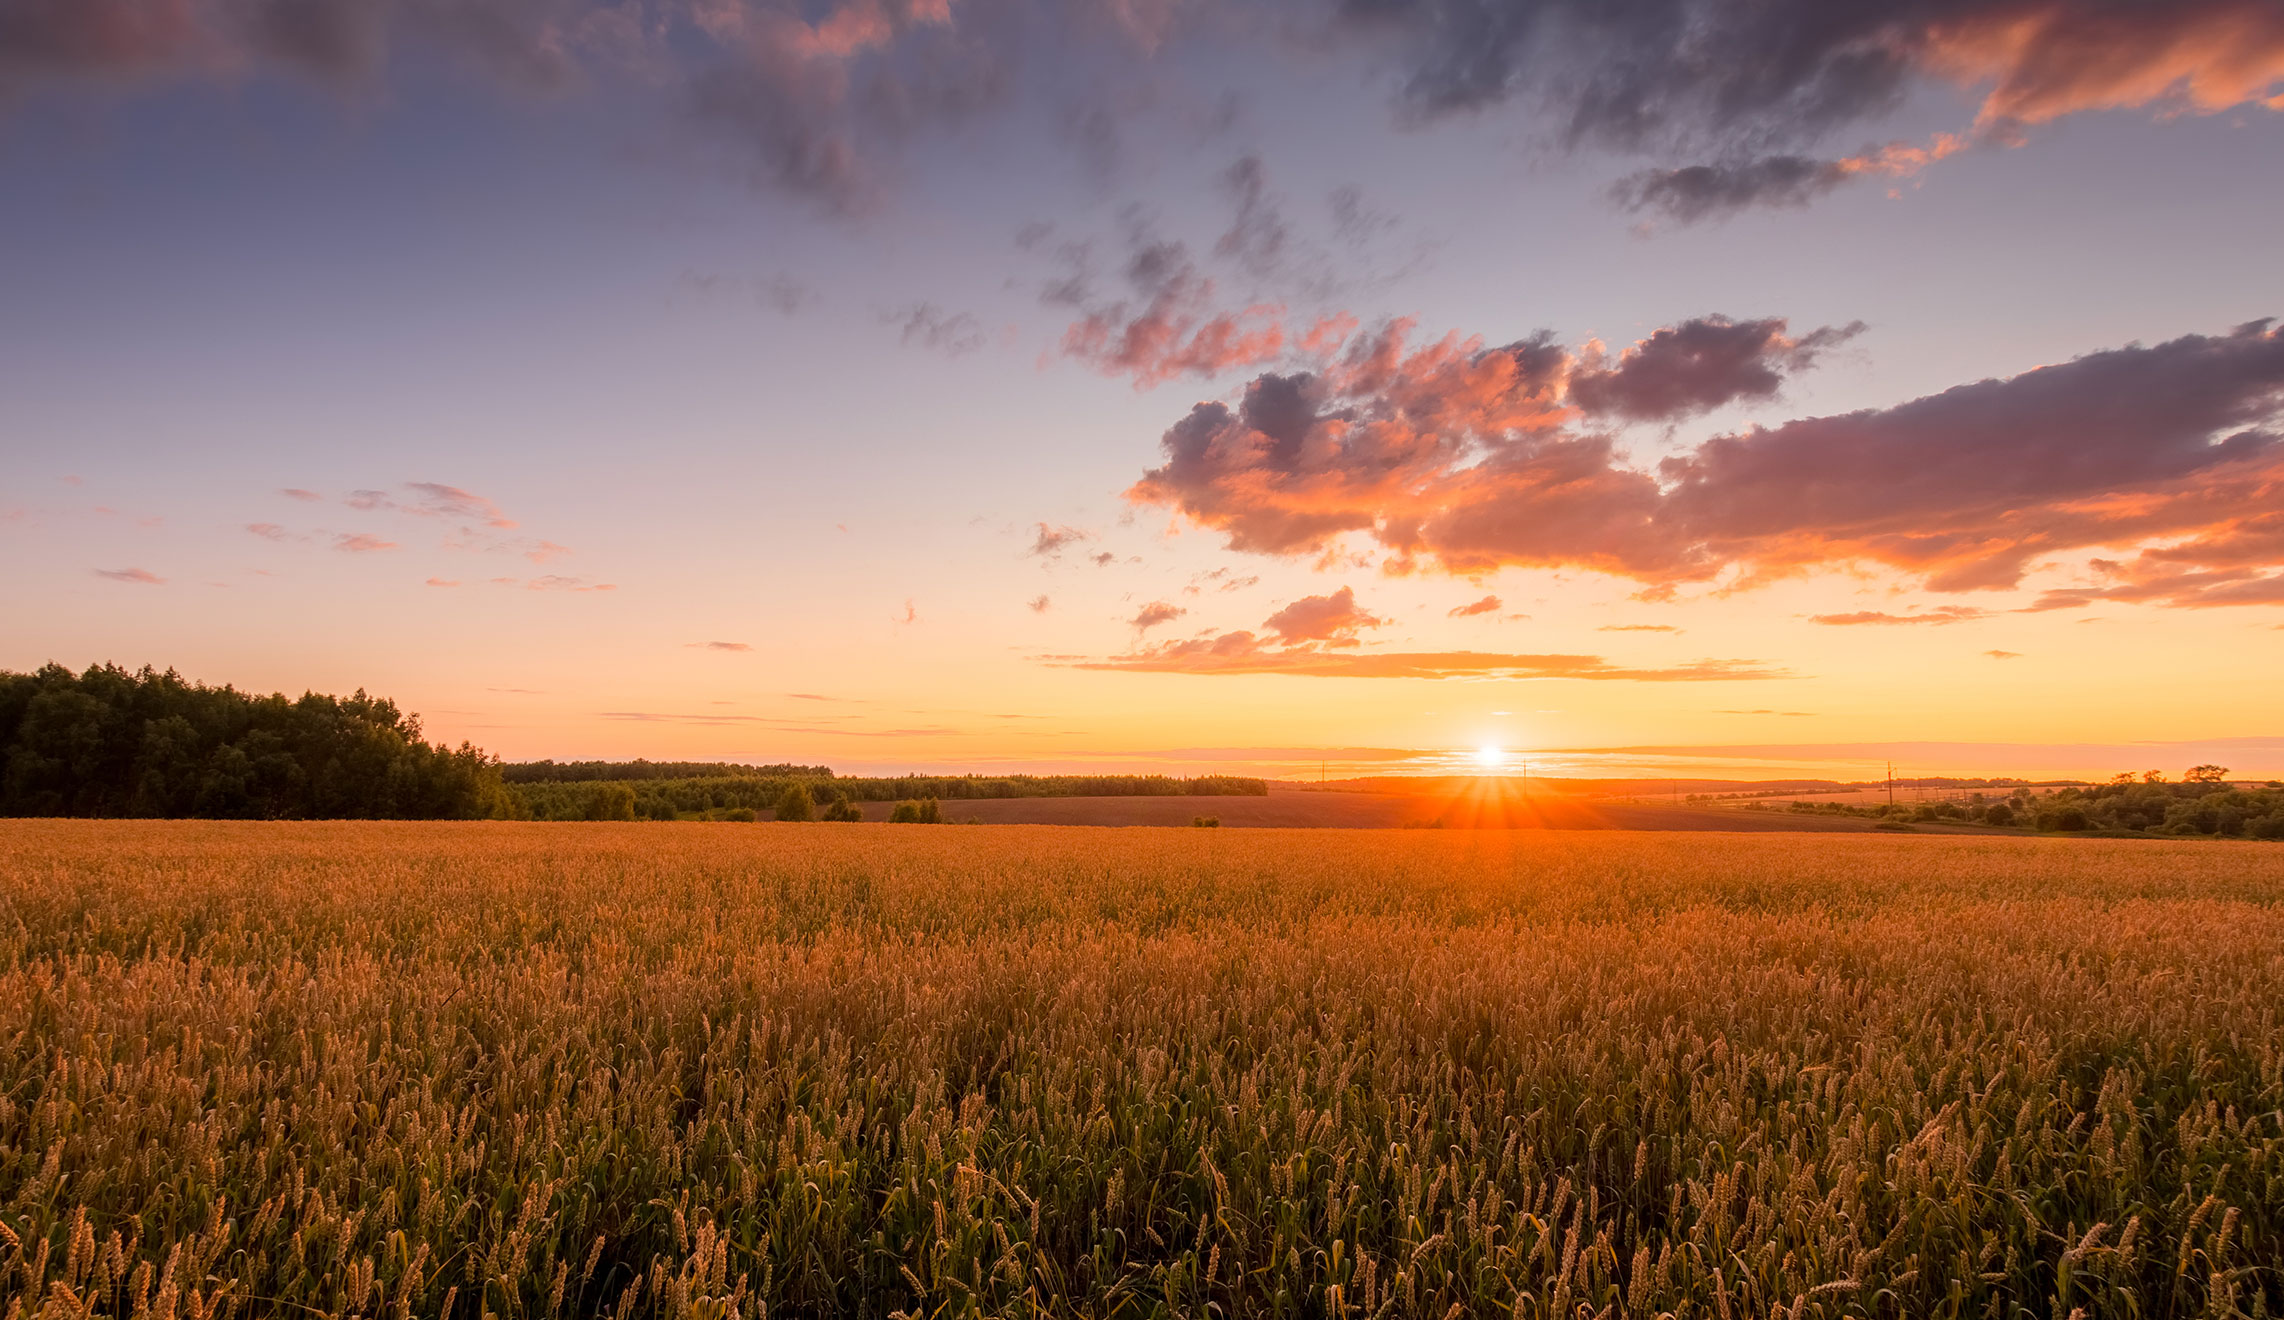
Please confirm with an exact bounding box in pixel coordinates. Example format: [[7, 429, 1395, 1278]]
[[1887, 761, 1895, 807]]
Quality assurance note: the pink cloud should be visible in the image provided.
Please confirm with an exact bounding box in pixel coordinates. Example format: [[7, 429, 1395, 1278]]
[[1260, 586, 1384, 646], [1027, 523, 1092, 558], [1075, 640, 1786, 682], [406, 482, 517, 529], [95, 567, 164, 584], [1130, 317, 2284, 606], [334, 533, 398, 553], [1129, 600, 1186, 632]]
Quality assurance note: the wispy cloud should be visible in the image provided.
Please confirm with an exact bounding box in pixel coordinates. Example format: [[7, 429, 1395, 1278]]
[[1130, 600, 1187, 632], [1448, 594, 1502, 618], [334, 533, 398, 553], [404, 482, 516, 528], [687, 641, 753, 651], [95, 567, 164, 585], [1600, 623, 1680, 633], [1027, 523, 1092, 559], [889, 303, 987, 356], [1081, 586, 1779, 679], [601, 712, 956, 736], [1809, 607, 1989, 626], [1074, 645, 1789, 681], [678, 270, 814, 314], [492, 575, 615, 592]]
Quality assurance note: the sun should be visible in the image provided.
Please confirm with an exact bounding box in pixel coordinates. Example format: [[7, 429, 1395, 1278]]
[[1473, 744, 1506, 770]]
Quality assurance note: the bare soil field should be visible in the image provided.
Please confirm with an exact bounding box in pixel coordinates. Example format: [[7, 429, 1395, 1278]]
[[860, 784, 1899, 830]]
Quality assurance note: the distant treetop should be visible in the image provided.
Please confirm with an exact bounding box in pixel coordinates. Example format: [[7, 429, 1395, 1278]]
[[503, 759, 835, 783], [0, 662, 509, 819]]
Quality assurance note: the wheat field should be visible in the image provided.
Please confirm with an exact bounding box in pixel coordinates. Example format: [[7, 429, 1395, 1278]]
[[2, 822, 2280, 1320]]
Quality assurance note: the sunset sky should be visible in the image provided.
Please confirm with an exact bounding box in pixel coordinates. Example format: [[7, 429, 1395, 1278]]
[[5, 0, 2283, 781]]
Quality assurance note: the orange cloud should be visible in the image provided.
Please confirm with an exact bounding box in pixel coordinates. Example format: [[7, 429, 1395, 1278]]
[[1131, 317, 2284, 606], [1809, 607, 1991, 625], [1448, 594, 1502, 617], [1927, 2, 2284, 129], [1027, 523, 1092, 558], [1075, 641, 1787, 682], [1261, 586, 1383, 646], [1129, 600, 1186, 632]]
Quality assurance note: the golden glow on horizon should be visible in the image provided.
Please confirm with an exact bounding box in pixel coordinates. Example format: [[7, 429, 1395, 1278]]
[[1474, 744, 1506, 769]]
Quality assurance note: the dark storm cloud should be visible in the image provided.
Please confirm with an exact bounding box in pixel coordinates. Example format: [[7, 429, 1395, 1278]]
[[1130, 317, 2284, 602]]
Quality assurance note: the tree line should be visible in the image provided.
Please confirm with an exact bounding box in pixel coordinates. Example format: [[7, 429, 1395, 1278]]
[[1767, 766, 2284, 839], [0, 664, 511, 819], [502, 759, 833, 783], [2, 664, 1269, 821], [507, 773, 1268, 821]]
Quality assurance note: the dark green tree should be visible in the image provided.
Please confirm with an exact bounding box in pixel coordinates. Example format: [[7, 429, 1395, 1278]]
[[0, 663, 509, 819], [773, 782, 816, 822]]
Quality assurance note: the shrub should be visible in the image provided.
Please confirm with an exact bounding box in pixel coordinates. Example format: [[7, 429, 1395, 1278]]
[[773, 782, 815, 822], [2034, 804, 2090, 832], [1983, 802, 2015, 827], [1192, 815, 1220, 828], [582, 782, 637, 822], [821, 796, 863, 823], [888, 798, 943, 824]]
